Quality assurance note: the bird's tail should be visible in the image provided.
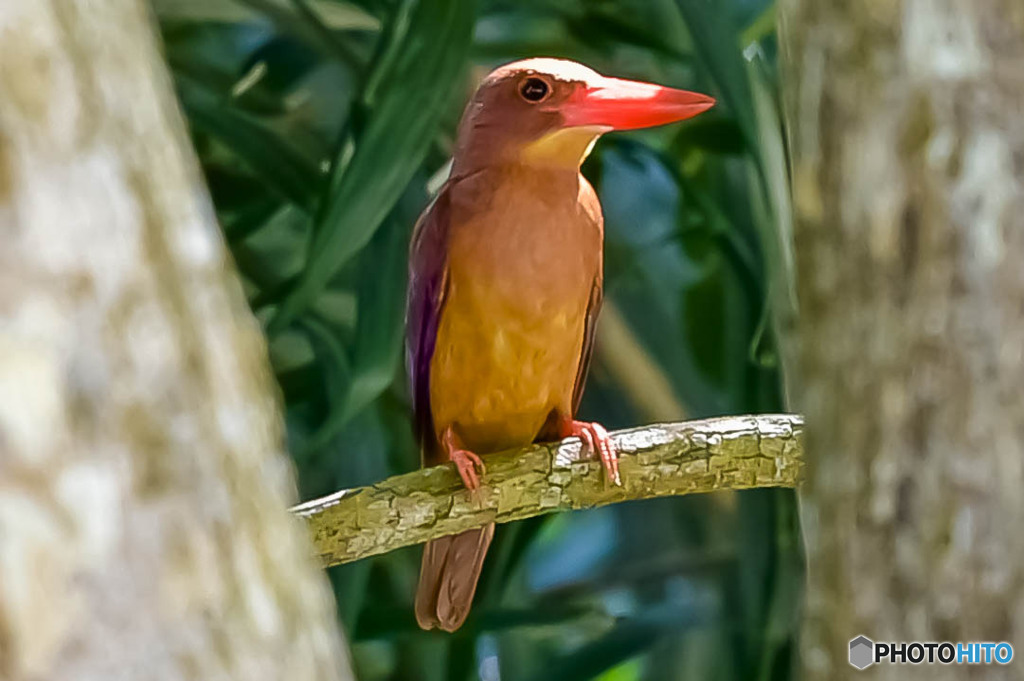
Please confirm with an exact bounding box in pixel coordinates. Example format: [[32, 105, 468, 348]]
[[415, 524, 495, 631]]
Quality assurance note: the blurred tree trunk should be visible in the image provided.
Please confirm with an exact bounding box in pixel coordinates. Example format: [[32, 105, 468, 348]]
[[0, 2, 352, 680], [780, 0, 1024, 678]]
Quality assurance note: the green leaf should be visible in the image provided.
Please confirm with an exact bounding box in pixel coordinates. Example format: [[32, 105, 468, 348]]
[[671, 115, 747, 156], [293, 315, 353, 458], [169, 54, 288, 116], [735, 489, 802, 681], [153, 0, 380, 30], [673, 0, 757, 147], [681, 246, 728, 385], [523, 609, 708, 681], [276, 364, 322, 404], [297, 186, 421, 455], [746, 55, 797, 367], [177, 77, 323, 210], [203, 164, 275, 213], [235, 0, 371, 67], [354, 603, 600, 641], [222, 198, 283, 243], [476, 516, 549, 607], [344, 186, 421, 416], [740, 4, 777, 48], [564, 7, 691, 63], [268, 0, 475, 333], [233, 204, 315, 295], [233, 241, 291, 292], [595, 658, 643, 681]]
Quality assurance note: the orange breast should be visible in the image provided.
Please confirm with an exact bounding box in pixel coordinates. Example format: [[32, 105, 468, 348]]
[[429, 168, 602, 454]]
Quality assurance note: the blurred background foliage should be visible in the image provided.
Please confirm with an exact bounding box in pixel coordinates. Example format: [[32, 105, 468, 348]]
[[156, 0, 802, 679]]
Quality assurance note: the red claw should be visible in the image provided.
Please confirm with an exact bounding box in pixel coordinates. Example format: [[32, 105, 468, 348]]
[[559, 419, 620, 486], [443, 426, 485, 490], [450, 448, 485, 490]]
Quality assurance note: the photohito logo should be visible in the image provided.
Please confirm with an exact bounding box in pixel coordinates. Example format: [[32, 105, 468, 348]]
[[849, 636, 1013, 669], [849, 636, 874, 670]]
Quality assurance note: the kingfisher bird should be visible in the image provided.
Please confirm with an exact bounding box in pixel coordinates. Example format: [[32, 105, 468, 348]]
[[406, 58, 714, 631]]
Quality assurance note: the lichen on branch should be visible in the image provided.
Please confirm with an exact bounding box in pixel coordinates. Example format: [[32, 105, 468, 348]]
[[294, 414, 804, 567]]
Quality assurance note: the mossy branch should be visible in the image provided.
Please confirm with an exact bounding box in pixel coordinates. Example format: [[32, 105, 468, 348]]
[[294, 414, 804, 567]]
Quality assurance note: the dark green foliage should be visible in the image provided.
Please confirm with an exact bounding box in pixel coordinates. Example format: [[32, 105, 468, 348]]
[[158, 0, 801, 678]]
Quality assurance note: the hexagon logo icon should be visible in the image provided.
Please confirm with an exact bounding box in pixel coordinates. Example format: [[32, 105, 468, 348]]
[[849, 635, 874, 670]]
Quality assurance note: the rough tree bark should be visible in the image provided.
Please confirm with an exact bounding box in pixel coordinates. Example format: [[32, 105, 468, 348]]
[[0, 2, 351, 680], [297, 415, 804, 566], [780, 0, 1024, 678]]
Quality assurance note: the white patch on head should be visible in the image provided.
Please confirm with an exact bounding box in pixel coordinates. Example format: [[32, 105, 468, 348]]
[[489, 58, 603, 86]]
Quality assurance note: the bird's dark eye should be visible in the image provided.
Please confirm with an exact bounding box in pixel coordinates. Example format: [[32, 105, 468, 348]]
[[519, 77, 550, 103]]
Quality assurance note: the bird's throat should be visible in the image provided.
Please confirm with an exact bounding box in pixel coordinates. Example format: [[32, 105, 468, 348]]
[[519, 125, 610, 168]]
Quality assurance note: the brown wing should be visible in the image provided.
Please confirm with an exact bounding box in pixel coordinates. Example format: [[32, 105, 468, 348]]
[[407, 184, 495, 632], [405, 187, 452, 465], [570, 174, 605, 416], [571, 277, 603, 415]]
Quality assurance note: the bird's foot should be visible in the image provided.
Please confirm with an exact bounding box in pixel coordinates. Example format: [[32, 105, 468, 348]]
[[559, 419, 620, 486], [443, 427, 486, 490], [450, 448, 486, 490]]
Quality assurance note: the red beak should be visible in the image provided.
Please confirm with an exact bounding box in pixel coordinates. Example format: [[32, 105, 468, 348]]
[[561, 77, 715, 131]]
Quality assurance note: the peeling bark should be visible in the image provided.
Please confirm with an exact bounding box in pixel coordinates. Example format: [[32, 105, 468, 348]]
[[780, 0, 1024, 678], [0, 2, 351, 679], [295, 415, 804, 566]]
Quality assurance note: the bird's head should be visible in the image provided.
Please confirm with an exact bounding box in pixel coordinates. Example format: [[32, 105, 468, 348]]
[[452, 58, 715, 174]]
